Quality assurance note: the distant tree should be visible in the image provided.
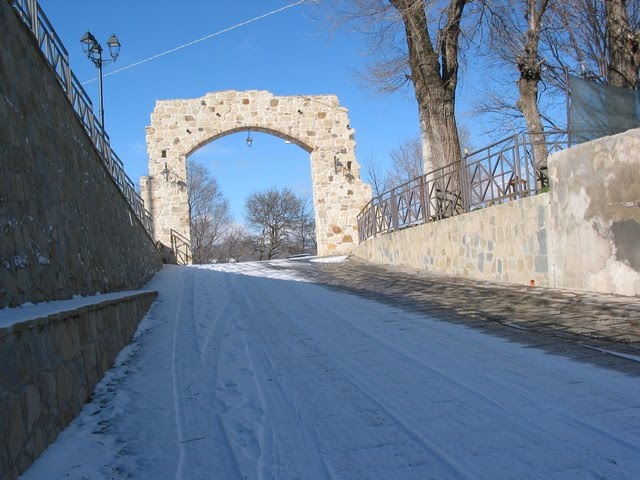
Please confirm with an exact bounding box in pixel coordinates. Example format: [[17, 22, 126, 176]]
[[187, 160, 231, 264], [363, 126, 473, 197], [388, 136, 424, 185], [291, 194, 316, 254], [361, 154, 392, 197], [214, 225, 254, 263], [244, 187, 303, 260]]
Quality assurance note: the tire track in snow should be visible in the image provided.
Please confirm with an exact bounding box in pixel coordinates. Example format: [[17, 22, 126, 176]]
[[227, 272, 334, 480], [293, 285, 508, 410], [288, 280, 640, 459], [172, 268, 242, 480], [259, 262, 640, 473], [229, 269, 475, 480]]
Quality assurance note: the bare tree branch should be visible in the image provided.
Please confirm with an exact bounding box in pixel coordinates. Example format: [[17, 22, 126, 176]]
[[187, 160, 231, 264]]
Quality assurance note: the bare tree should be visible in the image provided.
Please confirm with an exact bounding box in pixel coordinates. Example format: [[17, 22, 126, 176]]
[[364, 128, 472, 197], [544, 0, 640, 87], [388, 136, 424, 185], [361, 154, 392, 197], [291, 194, 316, 255], [483, 0, 552, 169], [187, 159, 231, 264], [244, 187, 302, 260], [214, 225, 254, 263], [389, 0, 469, 172], [326, 1, 470, 172], [605, 0, 640, 87]]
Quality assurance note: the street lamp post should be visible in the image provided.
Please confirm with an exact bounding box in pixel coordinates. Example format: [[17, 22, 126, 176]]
[[80, 31, 121, 128]]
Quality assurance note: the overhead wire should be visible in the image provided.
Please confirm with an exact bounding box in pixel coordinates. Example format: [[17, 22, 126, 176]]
[[82, 0, 307, 85]]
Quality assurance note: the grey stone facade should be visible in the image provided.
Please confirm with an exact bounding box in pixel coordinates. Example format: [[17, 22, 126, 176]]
[[0, 0, 162, 308], [142, 90, 372, 256]]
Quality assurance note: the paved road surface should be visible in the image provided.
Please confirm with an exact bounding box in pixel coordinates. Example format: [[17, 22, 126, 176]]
[[22, 260, 640, 479]]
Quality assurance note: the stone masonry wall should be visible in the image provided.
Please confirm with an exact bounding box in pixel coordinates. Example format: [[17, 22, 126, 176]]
[[0, 291, 157, 480], [143, 90, 372, 256], [354, 194, 552, 287], [547, 128, 640, 296], [354, 128, 640, 297], [0, 0, 162, 308]]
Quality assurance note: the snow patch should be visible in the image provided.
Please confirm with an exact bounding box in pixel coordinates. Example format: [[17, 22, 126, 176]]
[[36, 252, 50, 265], [13, 252, 28, 268], [310, 255, 348, 263], [0, 290, 151, 329]]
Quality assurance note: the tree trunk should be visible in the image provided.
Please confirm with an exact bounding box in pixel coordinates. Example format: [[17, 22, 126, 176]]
[[605, 0, 640, 88], [518, 76, 548, 178], [390, 0, 466, 171], [390, 0, 467, 212], [419, 110, 434, 175], [515, 0, 550, 179]]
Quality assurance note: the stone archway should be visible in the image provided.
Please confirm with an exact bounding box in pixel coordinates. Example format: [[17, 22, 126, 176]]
[[141, 90, 372, 256]]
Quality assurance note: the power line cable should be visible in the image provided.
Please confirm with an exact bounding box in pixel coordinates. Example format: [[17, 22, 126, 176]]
[[82, 0, 306, 85]]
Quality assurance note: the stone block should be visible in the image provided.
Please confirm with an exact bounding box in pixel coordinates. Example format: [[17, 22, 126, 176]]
[[6, 395, 25, 459], [55, 363, 73, 406], [0, 335, 18, 387], [16, 337, 33, 383], [25, 385, 41, 434]]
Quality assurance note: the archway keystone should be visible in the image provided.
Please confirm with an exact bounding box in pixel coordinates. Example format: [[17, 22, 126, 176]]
[[141, 90, 372, 256]]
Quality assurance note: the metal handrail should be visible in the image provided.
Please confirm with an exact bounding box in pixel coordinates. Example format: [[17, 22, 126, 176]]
[[10, 0, 153, 238], [170, 229, 192, 266], [357, 130, 569, 243]]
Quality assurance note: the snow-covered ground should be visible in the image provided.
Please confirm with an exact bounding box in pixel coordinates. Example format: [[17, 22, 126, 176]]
[[20, 260, 640, 479]]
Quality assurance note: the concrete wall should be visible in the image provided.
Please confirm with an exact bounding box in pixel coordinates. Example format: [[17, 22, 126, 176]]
[[354, 194, 552, 287], [0, 0, 162, 309], [0, 291, 157, 480], [143, 90, 372, 256], [548, 129, 640, 296]]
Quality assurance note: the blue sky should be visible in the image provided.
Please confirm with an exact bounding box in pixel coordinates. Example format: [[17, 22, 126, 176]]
[[37, 0, 486, 222]]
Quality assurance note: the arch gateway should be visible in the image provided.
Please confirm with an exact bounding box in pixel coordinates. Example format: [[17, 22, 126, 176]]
[[141, 90, 372, 257]]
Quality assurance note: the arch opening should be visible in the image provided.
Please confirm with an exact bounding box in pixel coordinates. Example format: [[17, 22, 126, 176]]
[[185, 126, 314, 158], [187, 130, 316, 262]]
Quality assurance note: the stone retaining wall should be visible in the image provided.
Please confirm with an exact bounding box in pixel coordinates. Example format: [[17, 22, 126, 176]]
[[0, 0, 162, 309], [354, 128, 640, 296], [353, 194, 552, 287], [0, 291, 157, 480]]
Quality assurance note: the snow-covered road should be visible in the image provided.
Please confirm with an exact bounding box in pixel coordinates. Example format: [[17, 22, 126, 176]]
[[22, 260, 640, 479]]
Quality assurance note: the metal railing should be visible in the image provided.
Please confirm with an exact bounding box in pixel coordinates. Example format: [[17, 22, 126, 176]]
[[358, 130, 568, 243], [170, 229, 193, 266], [10, 0, 153, 236]]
